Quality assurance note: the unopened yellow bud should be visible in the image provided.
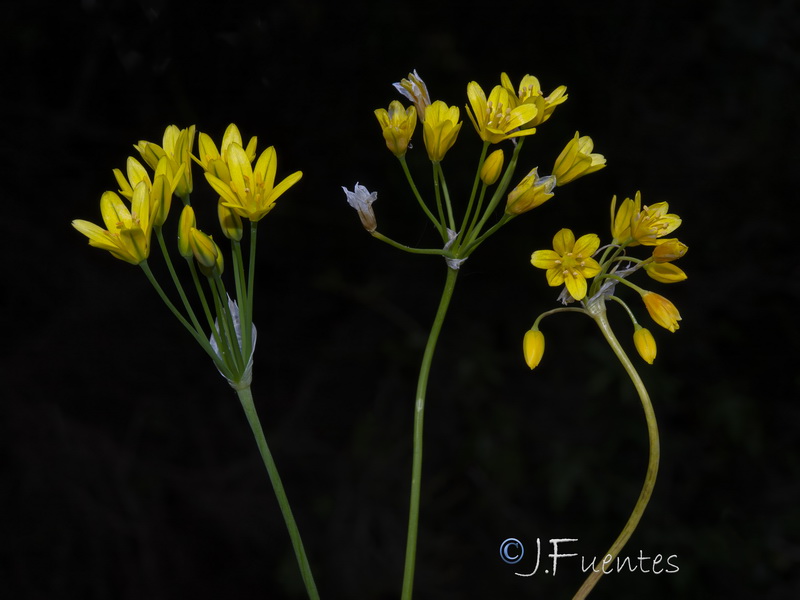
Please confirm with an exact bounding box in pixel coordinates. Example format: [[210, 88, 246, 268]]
[[523, 329, 545, 369], [177, 205, 196, 258], [218, 201, 243, 241], [480, 149, 504, 185], [189, 227, 223, 276], [644, 262, 687, 283], [633, 326, 657, 364]]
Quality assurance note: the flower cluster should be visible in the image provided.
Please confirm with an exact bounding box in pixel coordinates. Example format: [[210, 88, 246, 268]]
[[345, 70, 605, 269], [73, 124, 302, 388], [525, 192, 687, 367]]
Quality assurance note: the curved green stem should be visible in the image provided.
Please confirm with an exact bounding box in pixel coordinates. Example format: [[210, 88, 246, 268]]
[[236, 386, 320, 600], [575, 297, 660, 600], [401, 266, 459, 600]]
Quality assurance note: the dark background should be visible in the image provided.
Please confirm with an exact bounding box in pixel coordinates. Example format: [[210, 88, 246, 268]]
[[3, 0, 798, 598]]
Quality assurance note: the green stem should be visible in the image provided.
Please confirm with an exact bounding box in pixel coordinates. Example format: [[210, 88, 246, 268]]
[[401, 266, 459, 600], [236, 386, 320, 600], [575, 297, 660, 600]]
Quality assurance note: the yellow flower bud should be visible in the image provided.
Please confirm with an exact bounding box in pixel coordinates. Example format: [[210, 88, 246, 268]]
[[189, 227, 223, 276], [177, 205, 196, 258], [644, 262, 687, 283], [374, 101, 417, 157], [641, 292, 681, 332], [523, 329, 545, 369], [633, 326, 657, 364], [218, 201, 243, 241], [480, 149, 504, 185]]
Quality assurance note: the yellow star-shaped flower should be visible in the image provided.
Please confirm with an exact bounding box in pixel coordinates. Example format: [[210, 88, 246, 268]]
[[531, 228, 601, 300]]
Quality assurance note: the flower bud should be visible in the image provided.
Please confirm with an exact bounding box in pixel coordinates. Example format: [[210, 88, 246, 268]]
[[523, 329, 545, 369], [633, 326, 657, 364], [177, 205, 196, 258], [343, 183, 378, 232], [218, 201, 243, 241], [644, 262, 687, 283], [189, 227, 223, 276], [480, 149, 504, 185]]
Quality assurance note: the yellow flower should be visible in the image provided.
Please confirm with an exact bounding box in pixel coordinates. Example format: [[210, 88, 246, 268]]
[[652, 239, 688, 263], [465, 82, 538, 144], [641, 292, 681, 332], [644, 262, 687, 283], [523, 329, 545, 369], [500, 72, 567, 129], [205, 143, 302, 222], [531, 228, 601, 301], [393, 69, 431, 120], [552, 132, 606, 185], [113, 156, 182, 227], [375, 100, 417, 157], [480, 149, 504, 185], [505, 167, 556, 215], [633, 326, 657, 364], [72, 183, 154, 265], [194, 124, 258, 180], [135, 125, 196, 198], [422, 100, 462, 162], [630, 201, 682, 246]]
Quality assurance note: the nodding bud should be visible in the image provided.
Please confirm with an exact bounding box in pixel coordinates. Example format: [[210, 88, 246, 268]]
[[523, 329, 545, 369], [633, 326, 657, 364]]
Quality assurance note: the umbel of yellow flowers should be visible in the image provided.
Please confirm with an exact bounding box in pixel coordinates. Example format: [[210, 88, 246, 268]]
[[526, 192, 688, 368]]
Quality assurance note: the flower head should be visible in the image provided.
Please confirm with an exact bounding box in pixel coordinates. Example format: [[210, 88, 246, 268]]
[[375, 101, 417, 157], [641, 292, 681, 332], [343, 183, 378, 232], [523, 329, 545, 369], [552, 132, 606, 185], [204, 143, 302, 222], [422, 100, 462, 162], [531, 229, 601, 301], [72, 184, 155, 265], [506, 167, 556, 215], [633, 326, 657, 364], [393, 70, 431, 120], [194, 124, 257, 180], [465, 82, 538, 144], [500, 73, 568, 129]]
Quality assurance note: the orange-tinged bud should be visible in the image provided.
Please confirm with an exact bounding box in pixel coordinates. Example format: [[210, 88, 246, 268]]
[[652, 239, 688, 263], [641, 292, 681, 332]]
